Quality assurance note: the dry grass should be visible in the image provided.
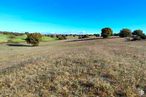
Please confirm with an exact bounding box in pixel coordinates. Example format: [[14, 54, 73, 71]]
[[0, 38, 146, 97]]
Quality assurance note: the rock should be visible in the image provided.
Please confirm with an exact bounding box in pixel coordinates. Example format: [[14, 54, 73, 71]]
[[137, 88, 144, 96]]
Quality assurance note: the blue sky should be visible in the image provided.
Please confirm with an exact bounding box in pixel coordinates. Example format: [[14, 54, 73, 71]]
[[0, 0, 146, 34]]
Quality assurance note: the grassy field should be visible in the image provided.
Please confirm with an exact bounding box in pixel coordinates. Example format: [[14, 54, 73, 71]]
[[41, 36, 58, 42], [0, 34, 57, 43], [0, 34, 9, 43], [0, 38, 146, 97]]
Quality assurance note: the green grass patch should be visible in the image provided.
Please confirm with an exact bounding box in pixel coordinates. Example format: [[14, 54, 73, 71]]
[[9, 35, 27, 43], [0, 34, 58, 43], [41, 36, 58, 42], [66, 36, 78, 39], [0, 34, 9, 43]]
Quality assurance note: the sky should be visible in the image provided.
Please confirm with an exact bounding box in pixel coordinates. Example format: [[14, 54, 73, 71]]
[[0, 0, 146, 34]]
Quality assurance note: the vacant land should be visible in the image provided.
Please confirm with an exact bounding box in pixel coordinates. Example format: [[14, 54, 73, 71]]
[[0, 38, 146, 97]]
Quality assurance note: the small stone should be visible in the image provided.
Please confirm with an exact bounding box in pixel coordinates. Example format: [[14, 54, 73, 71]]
[[137, 88, 144, 96]]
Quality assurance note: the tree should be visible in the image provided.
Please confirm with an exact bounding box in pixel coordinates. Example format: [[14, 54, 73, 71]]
[[94, 34, 100, 37], [119, 28, 132, 37], [78, 35, 89, 39], [56, 35, 67, 40], [25, 32, 29, 35], [101, 27, 113, 38], [132, 30, 146, 39], [113, 33, 119, 36], [25, 33, 42, 46]]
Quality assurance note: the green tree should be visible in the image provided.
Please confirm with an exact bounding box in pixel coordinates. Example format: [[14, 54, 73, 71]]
[[94, 34, 100, 37], [78, 35, 89, 39], [101, 27, 113, 38], [132, 30, 146, 39], [119, 28, 132, 37], [25, 33, 42, 46], [56, 35, 67, 40]]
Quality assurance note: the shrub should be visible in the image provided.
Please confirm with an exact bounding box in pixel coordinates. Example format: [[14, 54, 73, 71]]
[[132, 35, 141, 41], [119, 29, 132, 37], [50, 34, 56, 38], [25, 33, 42, 46], [94, 34, 100, 37], [113, 33, 119, 36], [126, 35, 142, 41], [25, 32, 29, 35], [82, 35, 89, 38], [7, 39, 14, 43], [56, 35, 67, 40], [8, 35, 16, 39], [73, 35, 76, 37], [78, 35, 82, 39], [78, 35, 89, 39], [101, 28, 113, 38], [132, 30, 146, 39]]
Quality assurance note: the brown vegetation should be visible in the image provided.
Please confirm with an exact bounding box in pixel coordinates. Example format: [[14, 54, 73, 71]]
[[0, 38, 146, 97]]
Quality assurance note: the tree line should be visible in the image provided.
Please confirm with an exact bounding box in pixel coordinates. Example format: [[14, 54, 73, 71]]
[[0, 27, 145, 46], [101, 27, 146, 40]]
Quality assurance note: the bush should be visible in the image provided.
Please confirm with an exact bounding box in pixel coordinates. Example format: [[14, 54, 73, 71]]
[[132, 30, 146, 39], [94, 34, 100, 37], [78, 35, 82, 39], [126, 35, 142, 41], [56, 35, 67, 40], [78, 35, 89, 39], [8, 35, 16, 39], [25, 33, 42, 46], [113, 33, 119, 36], [73, 35, 76, 37], [50, 34, 56, 38], [132, 35, 141, 41], [101, 28, 113, 38], [119, 29, 132, 37]]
